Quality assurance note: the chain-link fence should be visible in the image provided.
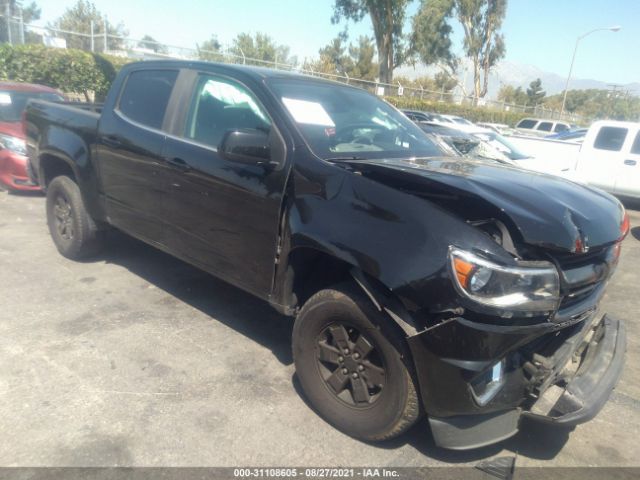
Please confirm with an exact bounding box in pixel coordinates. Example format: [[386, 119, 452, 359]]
[[0, 10, 580, 122]]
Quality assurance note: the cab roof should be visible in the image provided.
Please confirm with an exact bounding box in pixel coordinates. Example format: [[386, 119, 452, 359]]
[[123, 59, 358, 88]]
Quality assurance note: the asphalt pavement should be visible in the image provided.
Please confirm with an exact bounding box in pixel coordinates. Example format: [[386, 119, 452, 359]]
[[0, 189, 639, 468]]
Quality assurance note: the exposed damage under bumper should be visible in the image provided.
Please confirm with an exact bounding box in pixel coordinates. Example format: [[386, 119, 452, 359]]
[[407, 313, 626, 450]]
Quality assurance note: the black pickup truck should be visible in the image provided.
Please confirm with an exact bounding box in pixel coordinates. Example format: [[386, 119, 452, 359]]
[[26, 61, 628, 450]]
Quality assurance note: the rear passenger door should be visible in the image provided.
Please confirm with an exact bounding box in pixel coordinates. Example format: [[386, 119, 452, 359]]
[[160, 71, 290, 297], [98, 68, 179, 244], [614, 128, 640, 197], [579, 125, 629, 193]]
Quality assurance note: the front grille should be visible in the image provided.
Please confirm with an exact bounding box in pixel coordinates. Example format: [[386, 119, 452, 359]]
[[553, 246, 615, 309]]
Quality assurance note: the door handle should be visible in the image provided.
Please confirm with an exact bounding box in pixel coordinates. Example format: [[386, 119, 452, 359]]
[[165, 157, 191, 172], [624, 159, 637, 166], [102, 135, 121, 148]]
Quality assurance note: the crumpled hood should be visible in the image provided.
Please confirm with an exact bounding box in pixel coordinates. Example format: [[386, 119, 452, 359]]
[[343, 156, 624, 253]]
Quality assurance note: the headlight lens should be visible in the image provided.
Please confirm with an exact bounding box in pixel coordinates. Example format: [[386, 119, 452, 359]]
[[449, 247, 560, 312], [0, 133, 27, 156]]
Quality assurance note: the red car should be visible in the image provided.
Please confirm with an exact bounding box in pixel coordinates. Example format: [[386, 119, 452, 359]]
[[0, 81, 64, 192]]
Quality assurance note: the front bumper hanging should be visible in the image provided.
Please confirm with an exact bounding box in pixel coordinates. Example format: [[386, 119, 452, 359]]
[[523, 315, 626, 426], [408, 314, 626, 450]]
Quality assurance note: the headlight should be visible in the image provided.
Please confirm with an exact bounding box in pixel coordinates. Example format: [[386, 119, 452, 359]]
[[449, 247, 560, 313], [0, 133, 27, 156]]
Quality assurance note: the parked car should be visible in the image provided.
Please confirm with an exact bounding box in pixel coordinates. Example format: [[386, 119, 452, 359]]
[[476, 122, 516, 136], [414, 121, 516, 165], [401, 110, 478, 131], [509, 120, 640, 197], [26, 61, 627, 451], [545, 127, 588, 142], [515, 117, 573, 137], [440, 114, 475, 126], [0, 81, 64, 192], [401, 109, 438, 122], [423, 121, 534, 164]]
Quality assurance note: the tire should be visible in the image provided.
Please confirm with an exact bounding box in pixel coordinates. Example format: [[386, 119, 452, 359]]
[[46, 175, 104, 259], [292, 282, 421, 441]]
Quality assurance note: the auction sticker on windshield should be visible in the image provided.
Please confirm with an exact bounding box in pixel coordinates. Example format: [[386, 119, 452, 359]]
[[282, 97, 335, 127]]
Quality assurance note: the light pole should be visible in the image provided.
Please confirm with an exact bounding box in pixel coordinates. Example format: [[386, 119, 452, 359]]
[[561, 26, 621, 115]]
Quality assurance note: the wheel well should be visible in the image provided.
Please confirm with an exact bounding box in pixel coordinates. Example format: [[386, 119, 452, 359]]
[[40, 154, 76, 187], [287, 248, 352, 308]]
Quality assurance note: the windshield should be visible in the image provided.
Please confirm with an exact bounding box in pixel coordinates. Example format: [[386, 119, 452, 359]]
[[452, 117, 473, 125], [0, 90, 63, 122], [472, 131, 530, 160], [268, 78, 444, 160]]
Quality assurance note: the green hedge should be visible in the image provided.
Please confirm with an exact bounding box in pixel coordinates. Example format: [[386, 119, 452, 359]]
[[385, 96, 528, 127], [0, 44, 132, 101]]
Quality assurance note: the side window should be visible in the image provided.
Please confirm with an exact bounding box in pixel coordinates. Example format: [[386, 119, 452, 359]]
[[184, 75, 271, 148], [118, 69, 178, 129], [537, 122, 553, 132], [554, 123, 569, 133], [594, 127, 628, 152], [517, 119, 537, 129], [630, 132, 640, 155]]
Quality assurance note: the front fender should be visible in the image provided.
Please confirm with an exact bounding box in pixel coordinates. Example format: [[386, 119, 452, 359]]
[[284, 157, 510, 322]]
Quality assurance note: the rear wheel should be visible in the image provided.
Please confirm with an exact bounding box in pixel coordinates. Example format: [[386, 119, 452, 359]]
[[46, 175, 104, 259], [292, 283, 421, 441]]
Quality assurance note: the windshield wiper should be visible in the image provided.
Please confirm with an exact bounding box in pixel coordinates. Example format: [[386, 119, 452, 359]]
[[324, 155, 370, 162]]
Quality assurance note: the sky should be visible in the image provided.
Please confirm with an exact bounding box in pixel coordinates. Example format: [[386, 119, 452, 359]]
[[30, 0, 640, 85]]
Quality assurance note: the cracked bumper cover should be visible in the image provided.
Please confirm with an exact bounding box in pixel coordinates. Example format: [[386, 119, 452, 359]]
[[407, 314, 626, 450], [523, 315, 626, 425]]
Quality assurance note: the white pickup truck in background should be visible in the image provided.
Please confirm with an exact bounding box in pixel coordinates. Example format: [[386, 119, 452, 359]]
[[508, 120, 640, 198]]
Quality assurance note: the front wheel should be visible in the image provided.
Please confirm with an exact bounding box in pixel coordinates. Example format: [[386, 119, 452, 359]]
[[46, 175, 104, 260], [292, 283, 421, 441]]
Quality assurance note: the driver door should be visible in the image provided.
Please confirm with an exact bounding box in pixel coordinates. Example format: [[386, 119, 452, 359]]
[[160, 72, 289, 297]]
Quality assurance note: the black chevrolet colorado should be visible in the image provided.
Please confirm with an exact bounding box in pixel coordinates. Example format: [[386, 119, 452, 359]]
[[25, 61, 628, 450]]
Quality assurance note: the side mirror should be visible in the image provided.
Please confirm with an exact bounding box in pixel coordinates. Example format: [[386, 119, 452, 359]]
[[220, 129, 273, 167]]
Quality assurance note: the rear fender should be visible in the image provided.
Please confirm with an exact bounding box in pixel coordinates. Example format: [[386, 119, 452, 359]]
[[37, 126, 104, 222]]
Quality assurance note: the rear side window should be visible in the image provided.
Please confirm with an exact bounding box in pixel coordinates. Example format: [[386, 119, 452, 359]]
[[554, 123, 569, 133], [118, 69, 178, 129], [594, 127, 628, 152], [537, 122, 553, 132], [517, 119, 537, 129], [631, 132, 640, 155]]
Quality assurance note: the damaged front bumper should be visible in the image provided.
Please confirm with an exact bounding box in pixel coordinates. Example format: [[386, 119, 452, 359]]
[[407, 313, 626, 450]]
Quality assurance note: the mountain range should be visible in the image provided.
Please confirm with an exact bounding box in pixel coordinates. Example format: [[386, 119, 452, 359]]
[[396, 60, 640, 100]]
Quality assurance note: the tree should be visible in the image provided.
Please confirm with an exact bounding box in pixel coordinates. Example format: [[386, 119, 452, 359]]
[[137, 35, 167, 54], [543, 89, 640, 121], [348, 36, 378, 81], [48, 0, 128, 52], [318, 35, 353, 75], [453, 0, 506, 101], [332, 0, 412, 84], [526, 78, 545, 106], [434, 71, 457, 93], [413, 0, 506, 100], [197, 35, 223, 62], [497, 84, 527, 105], [411, 0, 456, 68], [306, 35, 378, 82], [229, 32, 296, 67], [0, 1, 42, 43]]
